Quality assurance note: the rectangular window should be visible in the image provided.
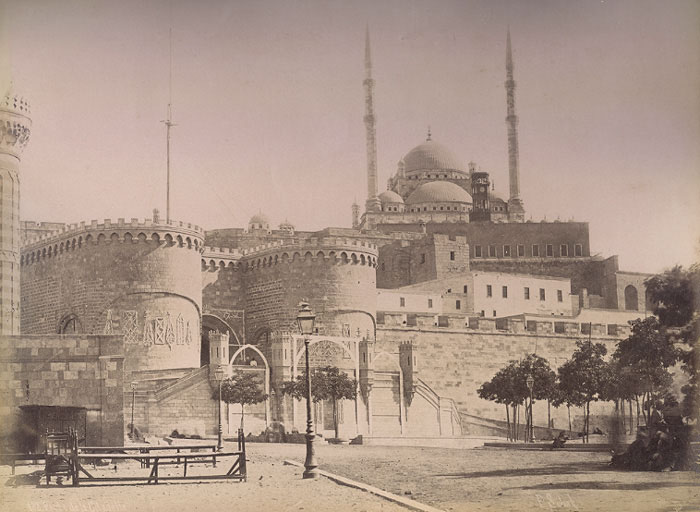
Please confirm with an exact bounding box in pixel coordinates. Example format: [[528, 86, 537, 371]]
[[428, 298, 433, 308], [540, 288, 546, 301], [557, 290, 563, 302], [480, 310, 485, 317], [560, 244, 569, 257], [532, 245, 540, 257], [455, 300, 461, 310], [524, 287, 530, 300], [502, 286, 508, 298], [487, 285, 492, 297], [503, 245, 511, 257], [493, 310, 497, 317], [575, 244, 583, 257], [517, 244, 525, 257], [474, 245, 482, 257], [420, 253, 426, 264], [488, 245, 496, 257], [400, 297, 405, 307], [463, 285, 468, 294], [450, 251, 455, 261], [546, 244, 553, 257]]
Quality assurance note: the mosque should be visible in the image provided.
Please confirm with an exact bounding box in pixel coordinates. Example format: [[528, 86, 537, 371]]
[[0, 30, 651, 448]]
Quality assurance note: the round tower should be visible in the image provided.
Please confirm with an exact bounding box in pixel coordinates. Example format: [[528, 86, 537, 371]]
[[0, 88, 31, 334]]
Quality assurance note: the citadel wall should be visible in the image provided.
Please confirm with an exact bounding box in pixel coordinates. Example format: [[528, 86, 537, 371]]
[[0, 334, 124, 447], [376, 323, 623, 431], [20, 219, 204, 373]]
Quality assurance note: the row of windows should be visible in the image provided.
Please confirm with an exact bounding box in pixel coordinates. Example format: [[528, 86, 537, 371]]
[[408, 205, 470, 213], [486, 285, 564, 302], [473, 243, 583, 258], [406, 173, 466, 180]]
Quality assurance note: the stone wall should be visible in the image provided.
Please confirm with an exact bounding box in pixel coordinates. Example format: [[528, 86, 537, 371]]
[[0, 334, 124, 447], [20, 219, 204, 373], [376, 325, 621, 432]]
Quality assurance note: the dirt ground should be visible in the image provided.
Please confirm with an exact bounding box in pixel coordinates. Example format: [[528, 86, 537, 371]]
[[2, 441, 699, 512]]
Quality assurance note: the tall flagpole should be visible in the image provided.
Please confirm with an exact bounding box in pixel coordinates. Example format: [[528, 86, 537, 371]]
[[161, 26, 176, 223]]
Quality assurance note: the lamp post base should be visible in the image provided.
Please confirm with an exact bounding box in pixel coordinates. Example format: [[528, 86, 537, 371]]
[[303, 432, 319, 479]]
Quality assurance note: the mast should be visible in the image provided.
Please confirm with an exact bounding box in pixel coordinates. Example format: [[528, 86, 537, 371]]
[[161, 27, 176, 223]]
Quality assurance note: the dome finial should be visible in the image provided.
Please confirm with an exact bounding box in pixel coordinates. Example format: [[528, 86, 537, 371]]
[[426, 126, 432, 141]]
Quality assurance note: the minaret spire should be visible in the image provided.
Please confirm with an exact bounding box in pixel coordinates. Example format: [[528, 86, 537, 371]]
[[505, 28, 525, 221], [364, 25, 381, 214]]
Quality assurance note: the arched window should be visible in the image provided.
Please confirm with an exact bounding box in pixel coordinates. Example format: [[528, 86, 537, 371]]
[[58, 314, 82, 334], [624, 285, 639, 311]]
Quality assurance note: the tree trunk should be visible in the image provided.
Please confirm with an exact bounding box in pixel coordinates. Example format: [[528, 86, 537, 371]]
[[333, 399, 339, 439], [567, 405, 571, 433], [629, 400, 634, 434], [505, 404, 511, 442], [548, 399, 551, 430], [585, 401, 591, 444], [635, 396, 640, 428], [240, 403, 245, 431]]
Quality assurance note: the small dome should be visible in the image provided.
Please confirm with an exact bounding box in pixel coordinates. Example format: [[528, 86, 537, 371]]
[[489, 191, 506, 203], [403, 140, 465, 174], [378, 190, 404, 204], [406, 181, 473, 204], [249, 212, 269, 230], [278, 219, 295, 232]]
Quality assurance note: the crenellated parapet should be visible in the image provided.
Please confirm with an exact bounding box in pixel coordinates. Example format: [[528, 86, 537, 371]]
[[239, 237, 378, 272], [0, 91, 32, 158], [21, 218, 205, 266]]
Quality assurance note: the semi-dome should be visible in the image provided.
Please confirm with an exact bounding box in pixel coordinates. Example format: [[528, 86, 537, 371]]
[[378, 190, 404, 204], [406, 181, 473, 204], [403, 140, 465, 174]]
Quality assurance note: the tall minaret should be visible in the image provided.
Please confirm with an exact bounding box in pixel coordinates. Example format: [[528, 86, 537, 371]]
[[0, 87, 31, 334], [363, 26, 381, 213], [505, 29, 525, 222]]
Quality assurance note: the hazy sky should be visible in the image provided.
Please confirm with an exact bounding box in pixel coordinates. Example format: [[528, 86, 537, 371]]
[[2, 0, 698, 273]]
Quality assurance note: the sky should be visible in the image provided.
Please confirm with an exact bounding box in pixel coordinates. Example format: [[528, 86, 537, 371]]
[[1, 0, 698, 273]]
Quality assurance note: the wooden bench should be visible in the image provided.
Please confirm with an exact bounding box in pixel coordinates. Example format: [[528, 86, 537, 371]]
[[0, 453, 46, 475], [79, 444, 218, 467], [74, 451, 246, 484]]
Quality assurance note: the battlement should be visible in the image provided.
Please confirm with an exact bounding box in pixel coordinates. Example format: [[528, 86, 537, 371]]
[[377, 310, 633, 339], [21, 218, 206, 266], [202, 237, 380, 272]]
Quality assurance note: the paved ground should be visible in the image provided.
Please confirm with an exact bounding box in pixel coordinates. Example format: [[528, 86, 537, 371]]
[[2, 441, 699, 512]]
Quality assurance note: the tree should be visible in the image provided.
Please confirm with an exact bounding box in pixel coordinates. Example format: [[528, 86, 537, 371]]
[[214, 371, 268, 431], [478, 354, 555, 441], [614, 317, 679, 424], [282, 366, 358, 439], [644, 265, 699, 422], [557, 340, 610, 443]]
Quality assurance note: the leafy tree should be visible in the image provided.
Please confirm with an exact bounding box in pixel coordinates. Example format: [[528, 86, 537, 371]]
[[614, 317, 679, 423], [644, 264, 699, 421], [557, 340, 610, 443], [214, 371, 268, 431], [478, 354, 555, 441], [282, 366, 358, 439]]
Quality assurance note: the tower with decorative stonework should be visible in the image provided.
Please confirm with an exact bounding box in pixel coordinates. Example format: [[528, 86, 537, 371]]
[[505, 29, 525, 222], [0, 88, 31, 334], [363, 26, 381, 214]]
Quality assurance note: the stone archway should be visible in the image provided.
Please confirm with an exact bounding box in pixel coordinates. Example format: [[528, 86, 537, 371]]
[[624, 285, 639, 311]]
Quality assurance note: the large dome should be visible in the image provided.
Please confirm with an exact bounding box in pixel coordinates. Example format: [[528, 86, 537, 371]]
[[403, 140, 465, 174], [406, 181, 473, 204]]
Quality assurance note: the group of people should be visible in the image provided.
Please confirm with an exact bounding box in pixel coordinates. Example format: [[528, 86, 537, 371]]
[[611, 399, 694, 472]]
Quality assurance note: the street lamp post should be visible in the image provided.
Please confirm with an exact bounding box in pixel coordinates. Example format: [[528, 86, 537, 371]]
[[215, 366, 226, 451], [526, 374, 534, 443], [297, 302, 318, 479], [130, 382, 136, 439]]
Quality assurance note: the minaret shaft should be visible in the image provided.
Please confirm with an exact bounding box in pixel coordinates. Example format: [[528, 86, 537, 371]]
[[505, 29, 524, 220], [364, 27, 380, 213]]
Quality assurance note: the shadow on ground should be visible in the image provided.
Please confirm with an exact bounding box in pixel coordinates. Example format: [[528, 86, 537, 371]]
[[434, 461, 608, 479], [4, 471, 43, 486], [514, 480, 698, 491]]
